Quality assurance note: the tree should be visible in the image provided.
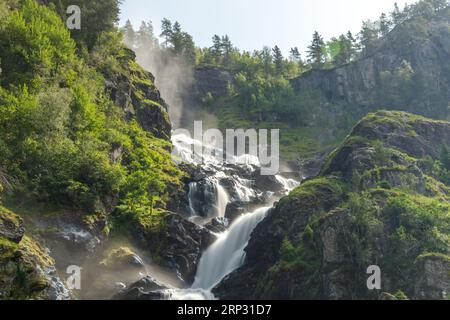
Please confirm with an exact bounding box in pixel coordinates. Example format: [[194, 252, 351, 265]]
[[211, 35, 222, 64], [160, 18, 172, 47], [221, 35, 233, 67], [272, 45, 283, 74], [45, 0, 122, 50], [123, 20, 136, 48], [391, 2, 405, 25], [307, 31, 325, 67], [180, 32, 196, 64], [137, 21, 157, 50], [333, 34, 355, 65], [289, 47, 301, 63], [359, 20, 379, 54], [379, 13, 392, 37], [441, 143, 450, 170]]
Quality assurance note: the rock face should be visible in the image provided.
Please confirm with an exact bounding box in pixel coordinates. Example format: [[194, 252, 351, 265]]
[[415, 254, 450, 300], [0, 207, 69, 300], [291, 9, 450, 120], [0, 206, 24, 243], [132, 213, 215, 284], [193, 67, 234, 99], [215, 111, 450, 300], [105, 48, 172, 140]]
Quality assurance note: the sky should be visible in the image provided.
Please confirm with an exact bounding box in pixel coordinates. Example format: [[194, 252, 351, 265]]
[[120, 0, 414, 55]]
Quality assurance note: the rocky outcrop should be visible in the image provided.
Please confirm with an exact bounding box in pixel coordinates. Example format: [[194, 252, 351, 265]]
[[132, 213, 215, 284], [0, 206, 24, 243], [0, 207, 69, 300], [291, 8, 450, 120], [193, 67, 234, 99], [112, 276, 168, 300], [215, 111, 450, 300], [415, 254, 450, 300], [105, 48, 172, 140]]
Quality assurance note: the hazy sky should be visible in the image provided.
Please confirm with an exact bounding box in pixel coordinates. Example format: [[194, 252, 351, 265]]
[[120, 0, 414, 54]]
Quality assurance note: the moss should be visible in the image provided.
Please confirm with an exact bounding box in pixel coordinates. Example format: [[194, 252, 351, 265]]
[[287, 177, 344, 203], [0, 236, 18, 260], [257, 223, 322, 299], [0, 206, 21, 228], [0, 235, 52, 300], [416, 252, 450, 263], [393, 290, 409, 300], [99, 246, 138, 269], [19, 235, 54, 269]]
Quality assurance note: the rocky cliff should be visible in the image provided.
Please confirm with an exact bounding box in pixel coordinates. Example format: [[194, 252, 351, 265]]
[[291, 8, 450, 120], [215, 110, 450, 300]]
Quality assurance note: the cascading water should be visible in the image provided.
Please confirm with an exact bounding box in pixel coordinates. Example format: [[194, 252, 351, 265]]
[[192, 206, 270, 290], [159, 133, 299, 300], [214, 182, 229, 218]]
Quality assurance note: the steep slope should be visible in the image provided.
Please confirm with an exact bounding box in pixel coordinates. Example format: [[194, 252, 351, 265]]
[[215, 111, 450, 300], [0, 0, 187, 299]]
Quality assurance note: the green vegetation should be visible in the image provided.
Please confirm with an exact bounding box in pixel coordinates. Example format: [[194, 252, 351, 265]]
[[0, 0, 183, 233]]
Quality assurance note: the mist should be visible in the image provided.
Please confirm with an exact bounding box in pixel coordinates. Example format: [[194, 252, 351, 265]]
[[123, 33, 195, 129]]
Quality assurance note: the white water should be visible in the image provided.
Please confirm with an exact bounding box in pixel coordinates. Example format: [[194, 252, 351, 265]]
[[215, 182, 229, 218], [158, 133, 299, 300], [192, 206, 270, 290]]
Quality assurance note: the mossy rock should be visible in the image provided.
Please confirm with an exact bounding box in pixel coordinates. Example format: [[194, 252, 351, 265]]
[[0, 234, 53, 300], [99, 246, 144, 270], [0, 206, 24, 243]]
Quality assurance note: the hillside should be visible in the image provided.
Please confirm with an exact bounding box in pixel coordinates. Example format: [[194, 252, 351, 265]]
[[181, 4, 450, 167], [0, 0, 185, 299], [215, 111, 450, 300]]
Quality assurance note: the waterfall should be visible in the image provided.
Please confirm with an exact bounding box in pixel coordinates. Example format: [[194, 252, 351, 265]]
[[275, 175, 300, 193], [214, 182, 229, 218], [152, 133, 299, 300], [187, 182, 198, 216], [192, 206, 270, 290]]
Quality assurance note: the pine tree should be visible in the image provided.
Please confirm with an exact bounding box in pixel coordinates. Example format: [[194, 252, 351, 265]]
[[180, 32, 196, 64], [221, 35, 233, 67], [137, 21, 156, 50], [123, 20, 136, 48], [211, 35, 222, 64], [272, 45, 283, 74], [289, 47, 301, 63], [171, 22, 184, 54], [379, 13, 392, 37], [359, 20, 379, 54], [333, 34, 355, 65], [391, 2, 403, 25], [160, 18, 173, 47], [307, 31, 325, 67]]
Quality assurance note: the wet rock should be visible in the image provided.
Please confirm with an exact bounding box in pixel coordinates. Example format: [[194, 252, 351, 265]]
[[132, 213, 215, 284], [113, 276, 168, 300], [99, 247, 145, 271], [204, 217, 229, 233], [0, 206, 24, 243], [253, 172, 284, 193], [225, 202, 252, 222]]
